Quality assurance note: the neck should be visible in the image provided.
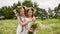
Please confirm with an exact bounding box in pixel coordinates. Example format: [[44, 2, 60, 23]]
[[28, 16, 32, 18]]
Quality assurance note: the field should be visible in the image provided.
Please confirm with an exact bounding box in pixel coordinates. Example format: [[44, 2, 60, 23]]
[[0, 19, 60, 34]]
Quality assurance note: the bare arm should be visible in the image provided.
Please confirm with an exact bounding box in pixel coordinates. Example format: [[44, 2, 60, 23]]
[[32, 16, 36, 22], [17, 16, 29, 26], [28, 17, 36, 32], [27, 28, 35, 32], [13, 10, 29, 26]]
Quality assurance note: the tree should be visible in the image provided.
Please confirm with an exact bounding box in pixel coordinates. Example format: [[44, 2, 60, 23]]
[[22, 0, 33, 7], [0, 6, 15, 19], [54, 3, 60, 18], [0, 8, 2, 16], [57, 4, 60, 10], [48, 8, 54, 18], [12, 1, 21, 10], [17, 1, 21, 6]]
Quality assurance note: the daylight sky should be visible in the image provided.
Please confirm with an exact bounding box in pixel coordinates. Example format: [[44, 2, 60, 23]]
[[0, 0, 60, 10]]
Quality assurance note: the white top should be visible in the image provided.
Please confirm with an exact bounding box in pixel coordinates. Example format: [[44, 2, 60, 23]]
[[25, 18, 36, 34], [16, 16, 26, 34], [16, 16, 36, 34]]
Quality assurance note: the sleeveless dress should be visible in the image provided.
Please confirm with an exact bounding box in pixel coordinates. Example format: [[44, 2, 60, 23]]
[[16, 17, 26, 34], [25, 18, 36, 34], [16, 17, 36, 34]]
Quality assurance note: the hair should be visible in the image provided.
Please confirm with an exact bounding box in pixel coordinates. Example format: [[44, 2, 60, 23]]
[[25, 8, 34, 18], [16, 6, 26, 16]]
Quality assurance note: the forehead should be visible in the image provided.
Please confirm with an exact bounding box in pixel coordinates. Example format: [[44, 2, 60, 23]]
[[28, 9, 33, 12], [20, 8, 24, 10], [19, 8, 24, 12]]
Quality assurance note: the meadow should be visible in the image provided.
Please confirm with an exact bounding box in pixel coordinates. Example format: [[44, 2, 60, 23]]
[[0, 19, 60, 34]]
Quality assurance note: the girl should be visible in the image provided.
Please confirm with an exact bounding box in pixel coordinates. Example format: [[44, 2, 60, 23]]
[[15, 6, 29, 34], [25, 8, 36, 34]]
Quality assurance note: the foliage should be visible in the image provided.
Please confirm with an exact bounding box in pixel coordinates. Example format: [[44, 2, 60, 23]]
[[28, 23, 38, 34], [0, 0, 60, 19]]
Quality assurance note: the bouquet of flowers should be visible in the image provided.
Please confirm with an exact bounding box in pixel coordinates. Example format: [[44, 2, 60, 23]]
[[28, 23, 38, 34]]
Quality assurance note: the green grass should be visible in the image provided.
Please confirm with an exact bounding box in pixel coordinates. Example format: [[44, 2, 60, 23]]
[[0, 19, 18, 34], [0, 19, 60, 34]]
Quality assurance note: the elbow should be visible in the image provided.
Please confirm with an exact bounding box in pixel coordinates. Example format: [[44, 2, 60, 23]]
[[21, 23, 26, 26], [19, 22, 27, 26], [20, 23, 24, 26]]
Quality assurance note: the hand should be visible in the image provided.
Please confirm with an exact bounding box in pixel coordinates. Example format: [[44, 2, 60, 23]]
[[32, 17, 36, 22], [28, 28, 35, 32]]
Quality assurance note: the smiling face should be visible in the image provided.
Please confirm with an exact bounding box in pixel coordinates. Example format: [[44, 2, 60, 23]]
[[17, 7, 25, 16], [19, 8, 24, 16], [28, 9, 33, 17], [26, 8, 34, 18]]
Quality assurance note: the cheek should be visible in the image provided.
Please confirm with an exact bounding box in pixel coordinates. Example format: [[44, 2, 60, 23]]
[[28, 12, 32, 15], [31, 13, 32, 15], [20, 12, 24, 15], [22, 12, 24, 14], [21, 11, 24, 14], [30, 12, 33, 15]]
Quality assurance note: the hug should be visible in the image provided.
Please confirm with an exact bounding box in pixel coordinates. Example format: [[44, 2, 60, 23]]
[[15, 6, 36, 34]]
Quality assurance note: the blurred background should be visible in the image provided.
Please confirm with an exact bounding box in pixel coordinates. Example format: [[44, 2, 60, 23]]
[[0, 0, 60, 34]]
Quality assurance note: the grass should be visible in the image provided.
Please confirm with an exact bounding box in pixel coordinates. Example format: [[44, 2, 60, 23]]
[[0, 19, 60, 34], [0, 19, 18, 34]]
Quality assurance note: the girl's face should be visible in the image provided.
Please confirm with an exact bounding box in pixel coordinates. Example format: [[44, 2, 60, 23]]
[[19, 8, 24, 16], [28, 9, 33, 17]]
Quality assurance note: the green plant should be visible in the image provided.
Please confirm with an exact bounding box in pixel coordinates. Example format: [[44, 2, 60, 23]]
[[28, 23, 38, 34]]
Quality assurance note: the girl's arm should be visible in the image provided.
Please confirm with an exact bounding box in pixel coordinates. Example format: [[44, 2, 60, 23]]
[[17, 16, 29, 26], [28, 17, 36, 32], [32, 16, 36, 22], [14, 10, 29, 26], [28, 28, 35, 32]]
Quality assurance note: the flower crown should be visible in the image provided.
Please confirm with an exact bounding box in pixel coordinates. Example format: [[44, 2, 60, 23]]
[[13, 6, 36, 14]]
